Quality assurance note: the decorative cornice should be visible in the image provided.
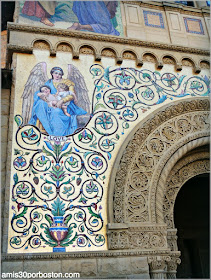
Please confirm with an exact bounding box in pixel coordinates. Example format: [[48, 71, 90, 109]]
[[124, 1, 210, 17], [7, 44, 33, 54], [164, 6, 203, 17], [7, 23, 210, 56], [2, 249, 180, 261], [123, 1, 164, 11]]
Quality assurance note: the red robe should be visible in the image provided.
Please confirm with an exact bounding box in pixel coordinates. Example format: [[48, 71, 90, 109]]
[[22, 1, 49, 18]]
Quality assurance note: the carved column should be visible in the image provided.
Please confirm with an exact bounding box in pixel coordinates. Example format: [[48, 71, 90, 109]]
[[148, 256, 170, 279], [167, 229, 178, 251], [167, 257, 181, 279]]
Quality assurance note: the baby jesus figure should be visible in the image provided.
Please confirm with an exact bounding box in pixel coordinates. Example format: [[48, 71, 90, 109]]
[[37, 84, 77, 117]]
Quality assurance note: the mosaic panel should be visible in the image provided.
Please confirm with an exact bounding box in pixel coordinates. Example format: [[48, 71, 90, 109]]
[[18, 1, 123, 36], [143, 10, 165, 29], [184, 17, 204, 35], [8, 58, 210, 253]]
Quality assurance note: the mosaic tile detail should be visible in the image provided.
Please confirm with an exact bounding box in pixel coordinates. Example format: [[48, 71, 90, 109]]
[[143, 10, 165, 29], [184, 18, 204, 35], [9, 63, 210, 253]]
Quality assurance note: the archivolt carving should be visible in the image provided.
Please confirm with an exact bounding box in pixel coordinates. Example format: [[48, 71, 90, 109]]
[[163, 153, 209, 229], [113, 98, 210, 224]]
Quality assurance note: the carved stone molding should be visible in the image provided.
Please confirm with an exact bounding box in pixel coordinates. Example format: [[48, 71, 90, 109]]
[[7, 23, 210, 56], [107, 224, 168, 250], [2, 249, 177, 261], [112, 98, 210, 224]]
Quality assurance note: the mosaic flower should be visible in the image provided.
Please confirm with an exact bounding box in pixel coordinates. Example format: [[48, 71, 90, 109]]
[[86, 181, 98, 194], [115, 71, 132, 85], [123, 109, 134, 118], [13, 156, 27, 168], [49, 164, 66, 182], [190, 81, 203, 91], [162, 74, 176, 87], [36, 155, 48, 166], [91, 157, 103, 168], [16, 183, 29, 195], [78, 130, 92, 141], [96, 113, 113, 130], [108, 94, 124, 109], [21, 128, 38, 141], [67, 156, 78, 167]]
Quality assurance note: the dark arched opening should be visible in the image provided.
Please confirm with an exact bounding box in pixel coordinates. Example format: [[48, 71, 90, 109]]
[[174, 174, 209, 278]]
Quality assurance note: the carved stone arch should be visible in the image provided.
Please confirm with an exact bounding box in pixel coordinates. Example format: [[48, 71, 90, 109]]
[[109, 97, 209, 225], [162, 54, 177, 65], [200, 59, 210, 69], [142, 52, 163, 69], [151, 133, 210, 224], [32, 39, 52, 51], [163, 147, 209, 230], [181, 56, 196, 68], [142, 52, 158, 64], [79, 44, 96, 56], [153, 135, 210, 224], [56, 41, 73, 53], [181, 56, 201, 73], [107, 98, 209, 278], [101, 47, 118, 58], [121, 49, 138, 60]]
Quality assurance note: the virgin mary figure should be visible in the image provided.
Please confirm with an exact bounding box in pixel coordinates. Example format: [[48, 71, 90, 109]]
[[22, 63, 90, 136]]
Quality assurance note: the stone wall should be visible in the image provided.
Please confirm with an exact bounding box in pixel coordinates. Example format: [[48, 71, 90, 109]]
[[2, 255, 149, 279]]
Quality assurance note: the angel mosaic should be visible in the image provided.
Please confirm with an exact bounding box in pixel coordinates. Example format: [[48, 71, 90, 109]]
[[22, 63, 90, 136]]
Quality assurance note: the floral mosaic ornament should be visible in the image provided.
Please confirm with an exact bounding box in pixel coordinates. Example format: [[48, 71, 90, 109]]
[[9, 64, 210, 253]]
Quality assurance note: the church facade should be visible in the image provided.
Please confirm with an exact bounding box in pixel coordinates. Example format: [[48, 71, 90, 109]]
[[1, 1, 210, 278]]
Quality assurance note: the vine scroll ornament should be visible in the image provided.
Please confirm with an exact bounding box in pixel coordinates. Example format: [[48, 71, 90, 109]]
[[9, 65, 210, 252]]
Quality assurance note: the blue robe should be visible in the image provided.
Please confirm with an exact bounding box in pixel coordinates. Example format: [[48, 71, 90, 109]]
[[29, 80, 87, 136], [72, 1, 120, 36]]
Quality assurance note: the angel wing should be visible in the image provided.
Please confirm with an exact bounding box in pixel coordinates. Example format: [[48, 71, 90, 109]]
[[67, 64, 90, 114], [21, 62, 49, 125]]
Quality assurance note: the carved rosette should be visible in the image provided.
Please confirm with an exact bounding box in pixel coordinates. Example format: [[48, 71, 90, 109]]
[[107, 230, 130, 250]]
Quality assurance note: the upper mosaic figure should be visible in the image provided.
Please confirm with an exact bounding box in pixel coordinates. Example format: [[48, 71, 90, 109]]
[[19, 1, 123, 36]]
